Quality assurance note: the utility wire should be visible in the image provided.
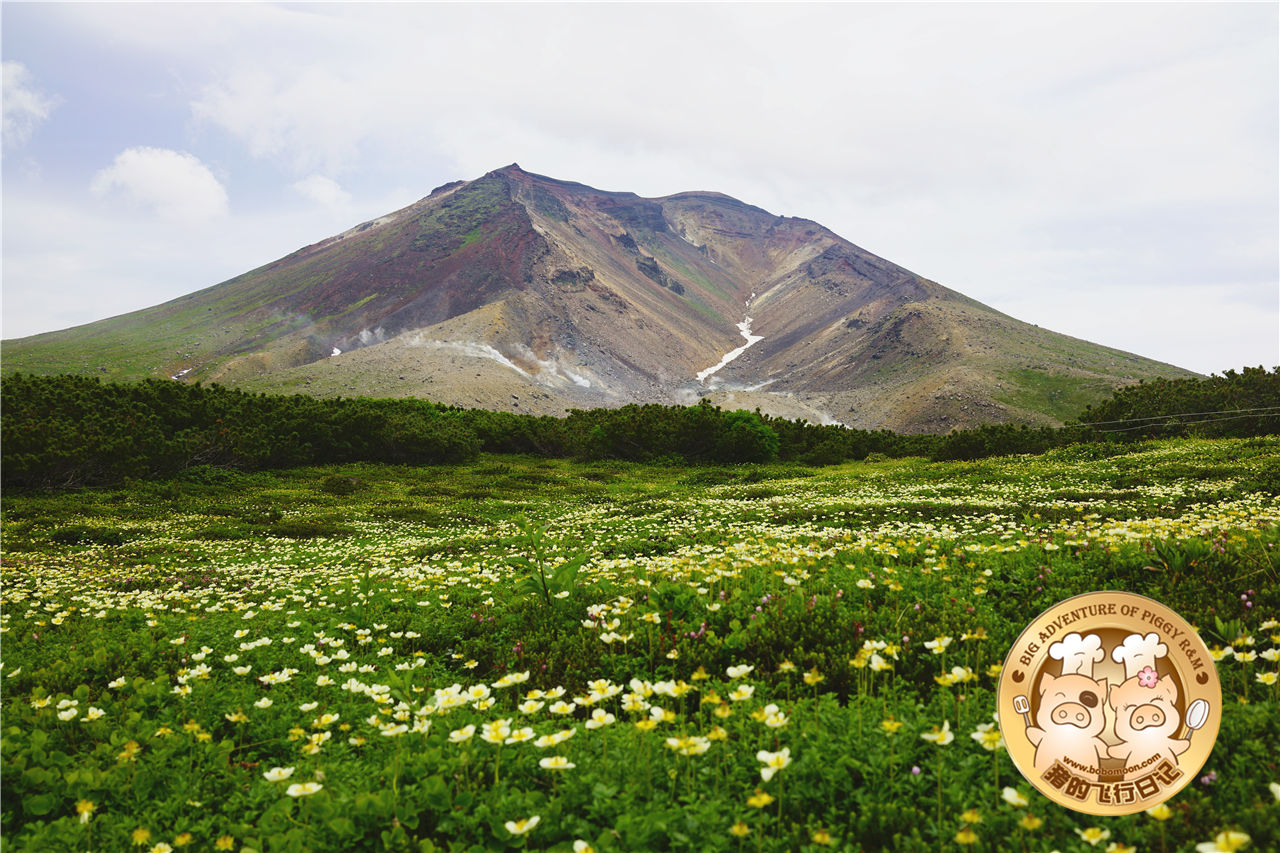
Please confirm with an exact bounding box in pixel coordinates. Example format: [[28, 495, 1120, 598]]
[[1082, 405, 1280, 427], [1095, 411, 1280, 434]]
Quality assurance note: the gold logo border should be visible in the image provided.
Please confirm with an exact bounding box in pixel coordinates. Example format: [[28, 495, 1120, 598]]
[[997, 590, 1222, 816]]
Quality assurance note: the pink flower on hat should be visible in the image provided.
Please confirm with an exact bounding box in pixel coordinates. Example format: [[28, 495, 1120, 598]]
[[1137, 666, 1158, 688]]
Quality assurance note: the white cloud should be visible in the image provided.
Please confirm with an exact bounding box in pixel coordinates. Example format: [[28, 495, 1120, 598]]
[[2, 181, 420, 341], [3, 3, 1275, 373], [89, 147, 229, 224], [170, 4, 1274, 215], [2, 61, 58, 148], [292, 174, 351, 208], [192, 67, 371, 175], [995, 282, 1279, 376]]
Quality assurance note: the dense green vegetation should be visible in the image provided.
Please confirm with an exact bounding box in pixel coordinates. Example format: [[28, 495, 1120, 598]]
[[1080, 367, 1280, 439], [4, 368, 1278, 490], [2, 439, 1278, 851]]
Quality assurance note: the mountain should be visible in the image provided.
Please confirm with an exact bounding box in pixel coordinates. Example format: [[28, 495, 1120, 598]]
[[1, 164, 1197, 431]]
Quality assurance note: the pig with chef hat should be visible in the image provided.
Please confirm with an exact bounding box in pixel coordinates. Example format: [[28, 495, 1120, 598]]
[[1106, 632, 1191, 768], [1026, 632, 1111, 780]]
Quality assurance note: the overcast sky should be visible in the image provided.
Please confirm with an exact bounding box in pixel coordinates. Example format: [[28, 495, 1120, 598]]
[[3, 2, 1276, 375]]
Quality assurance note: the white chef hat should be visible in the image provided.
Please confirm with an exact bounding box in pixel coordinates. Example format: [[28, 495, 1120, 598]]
[[1111, 631, 1168, 679], [1048, 632, 1105, 677]]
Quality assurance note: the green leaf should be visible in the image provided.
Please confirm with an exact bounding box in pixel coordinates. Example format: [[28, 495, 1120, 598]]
[[258, 807, 290, 835], [355, 790, 390, 817], [308, 796, 335, 821], [551, 554, 588, 590], [327, 817, 355, 837], [25, 793, 56, 816], [422, 774, 450, 811]]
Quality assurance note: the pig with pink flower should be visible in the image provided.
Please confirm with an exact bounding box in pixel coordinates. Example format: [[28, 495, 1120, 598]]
[[1106, 632, 1191, 768]]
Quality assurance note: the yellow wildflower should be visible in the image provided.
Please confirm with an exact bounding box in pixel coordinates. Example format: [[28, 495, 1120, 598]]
[[1195, 830, 1251, 852], [1077, 826, 1112, 846], [811, 827, 836, 846], [970, 723, 1004, 751], [921, 720, 954, 745]]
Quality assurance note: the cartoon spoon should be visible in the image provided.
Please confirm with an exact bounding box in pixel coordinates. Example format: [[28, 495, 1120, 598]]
[[1184, 698, 1210, 735]]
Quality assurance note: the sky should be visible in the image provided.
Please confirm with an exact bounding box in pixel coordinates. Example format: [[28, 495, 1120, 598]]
[[3, 2, 1277, 376]]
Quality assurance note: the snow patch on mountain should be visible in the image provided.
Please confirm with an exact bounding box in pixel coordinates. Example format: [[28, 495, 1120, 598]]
[[697, 316, 763, 383]]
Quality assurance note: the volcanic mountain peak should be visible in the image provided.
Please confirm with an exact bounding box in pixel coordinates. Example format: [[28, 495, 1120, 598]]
[[2, 165, 1196, 431]]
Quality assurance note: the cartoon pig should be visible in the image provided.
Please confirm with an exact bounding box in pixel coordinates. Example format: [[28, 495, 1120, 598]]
[[1107, 668, 1190, 768], [1107, 631, 1190, 770], [1025, 671, 1111, 779]]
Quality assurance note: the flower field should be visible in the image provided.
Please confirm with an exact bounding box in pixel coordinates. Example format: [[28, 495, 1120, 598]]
[[3, 436, 1279, 851]]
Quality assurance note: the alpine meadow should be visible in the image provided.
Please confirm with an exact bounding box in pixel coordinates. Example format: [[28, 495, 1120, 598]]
[[3, 135, 1278, 850], [2, 366, 1279, 851], [6, 1, 1280, 849]]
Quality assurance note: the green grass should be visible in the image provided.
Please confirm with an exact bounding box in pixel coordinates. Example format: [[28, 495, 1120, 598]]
[[685, 295, 727, 325], [2, 438, 1278, 851], [994, 368, 1119, 423], [656, 243, 731, 301]]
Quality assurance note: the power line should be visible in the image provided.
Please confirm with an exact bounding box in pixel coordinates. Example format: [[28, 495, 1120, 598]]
[[1095, 411, 1280, 434], [1083, 405, 1280, 427]]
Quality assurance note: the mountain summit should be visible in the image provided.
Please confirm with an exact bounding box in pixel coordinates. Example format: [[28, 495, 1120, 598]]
[[3, 164, 1194, 430]]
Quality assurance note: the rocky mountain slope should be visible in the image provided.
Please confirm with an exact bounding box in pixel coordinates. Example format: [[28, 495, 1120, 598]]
[[2, 164, 1196, 431]]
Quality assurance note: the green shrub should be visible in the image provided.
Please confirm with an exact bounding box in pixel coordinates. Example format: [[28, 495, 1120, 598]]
[[320, 474, 362, 496]]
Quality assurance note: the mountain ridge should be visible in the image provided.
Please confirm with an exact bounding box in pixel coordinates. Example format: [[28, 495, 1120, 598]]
[[1, 164, 1197, 431]]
